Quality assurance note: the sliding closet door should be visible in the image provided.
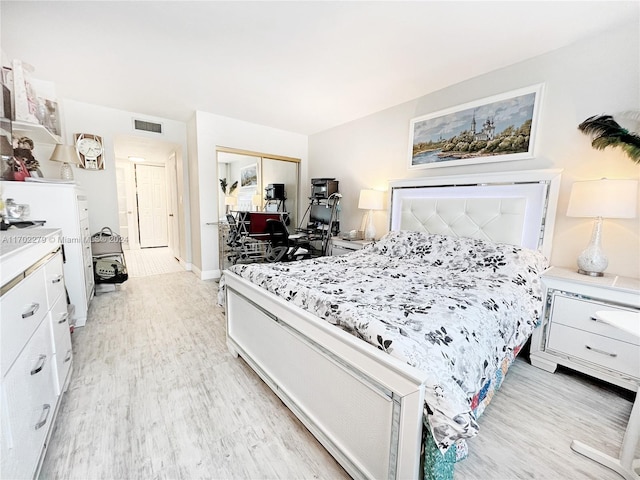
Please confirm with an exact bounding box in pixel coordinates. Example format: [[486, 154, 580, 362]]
[[261, 158, 299, 229]]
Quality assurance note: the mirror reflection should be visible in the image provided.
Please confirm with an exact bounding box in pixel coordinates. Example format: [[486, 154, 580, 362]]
[[217, 150, 300, 270]]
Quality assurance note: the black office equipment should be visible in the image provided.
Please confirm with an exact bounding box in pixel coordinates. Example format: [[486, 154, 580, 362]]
[[297, 179, 341, 256], [265, 183, 285, 200], [311, 178, 339, 199]]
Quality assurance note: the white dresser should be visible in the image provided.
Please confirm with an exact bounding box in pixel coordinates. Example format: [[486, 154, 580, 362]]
[[2, 181, 95, 326], [530, 266, 640, 391], [1, 228, 73, 479]]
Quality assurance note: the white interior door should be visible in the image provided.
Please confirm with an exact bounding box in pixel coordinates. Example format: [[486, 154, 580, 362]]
[[136, 164, 168, 248], [115, 161, 139, 250], [115, 164, 129, 246], [166, 152, 180, 259]]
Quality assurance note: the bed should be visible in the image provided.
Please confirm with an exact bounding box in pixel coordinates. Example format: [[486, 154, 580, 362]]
[[220, 169, 561, 479]]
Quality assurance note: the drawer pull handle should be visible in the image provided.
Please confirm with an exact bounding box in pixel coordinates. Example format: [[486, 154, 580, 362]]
[[58, 312, 70, 324], [585, 345, 617, 357], [52, 275, 63, 284], [22, 303, 40, 318], [64, 349, 72, 362], [35, 404, 51, 430], [31, 354, 47, 375]]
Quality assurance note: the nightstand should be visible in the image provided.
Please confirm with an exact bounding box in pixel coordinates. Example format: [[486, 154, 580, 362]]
[[330, 238, 372, 256], [529, 266, 640, 391]]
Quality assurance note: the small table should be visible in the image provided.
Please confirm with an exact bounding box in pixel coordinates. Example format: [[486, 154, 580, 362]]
[[330, 238, 372, 256], [570, 310, 640, 480]]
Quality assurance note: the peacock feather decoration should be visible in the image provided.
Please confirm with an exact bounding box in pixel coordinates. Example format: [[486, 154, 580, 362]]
[[578, 113, 640, 164], [219, 178, 238, 195]]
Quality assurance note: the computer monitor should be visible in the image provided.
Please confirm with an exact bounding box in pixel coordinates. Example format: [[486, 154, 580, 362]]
[[309, 204, 332, 225]]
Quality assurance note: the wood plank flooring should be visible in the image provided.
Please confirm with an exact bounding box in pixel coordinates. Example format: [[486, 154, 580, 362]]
[[40, 270, 638, 479], [123, 247, 184, 278]]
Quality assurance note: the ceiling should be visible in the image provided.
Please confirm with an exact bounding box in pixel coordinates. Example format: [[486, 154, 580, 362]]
[[1, 1, 638, 138]]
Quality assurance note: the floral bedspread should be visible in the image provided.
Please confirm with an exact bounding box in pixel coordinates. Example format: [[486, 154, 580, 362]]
[[220, 231, 548, 452]]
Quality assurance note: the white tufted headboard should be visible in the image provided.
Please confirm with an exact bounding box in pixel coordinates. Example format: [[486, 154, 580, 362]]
[[389, 170, 562, 258]]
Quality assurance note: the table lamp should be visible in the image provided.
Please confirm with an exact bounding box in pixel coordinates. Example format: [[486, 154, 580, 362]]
[[358, 189, 385, 241], [224, 196, 237, 214], [49, 144, 79, 180], [252, 194, 262, 211], [566, 178, 638, 276]]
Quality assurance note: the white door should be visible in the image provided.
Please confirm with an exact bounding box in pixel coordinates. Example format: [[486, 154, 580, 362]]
[[166, 152, 180, 259], [136, 164, 168, 248], [115, 161, 139, 249], [115, 165, 129, 245]]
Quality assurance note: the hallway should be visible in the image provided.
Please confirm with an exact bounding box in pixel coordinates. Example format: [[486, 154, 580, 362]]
[[123, 247, 184, 278]]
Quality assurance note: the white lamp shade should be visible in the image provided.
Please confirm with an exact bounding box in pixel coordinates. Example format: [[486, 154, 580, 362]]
[[49, 144, 79, 164], [358, 189, 385, 210], [567, 179, 638, 219], [224, 196, 237, 206]]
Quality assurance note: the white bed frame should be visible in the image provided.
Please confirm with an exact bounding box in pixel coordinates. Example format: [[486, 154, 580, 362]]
[[224, 169, 561, 479]]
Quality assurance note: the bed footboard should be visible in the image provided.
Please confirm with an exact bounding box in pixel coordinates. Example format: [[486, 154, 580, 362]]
[[224, 271, 427, 480]]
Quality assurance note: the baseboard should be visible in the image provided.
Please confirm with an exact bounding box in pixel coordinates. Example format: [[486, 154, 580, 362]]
[[200, 269, 221, 280], [190, 265, 220, 280]]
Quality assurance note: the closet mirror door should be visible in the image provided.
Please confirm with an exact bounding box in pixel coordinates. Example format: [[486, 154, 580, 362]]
[[217, 150, 300, 227], [217, 152, 262, 217], [261, 157, 299, 229]]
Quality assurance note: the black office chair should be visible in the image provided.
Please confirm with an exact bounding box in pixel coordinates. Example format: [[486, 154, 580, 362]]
[[226, 214, 241, 247], [225, 213, 242, 264], [264, 219, 309, 262]]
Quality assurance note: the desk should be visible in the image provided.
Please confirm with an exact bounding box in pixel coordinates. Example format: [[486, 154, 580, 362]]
[[225, 211, 292, 265], [570, 310, 640, 480]]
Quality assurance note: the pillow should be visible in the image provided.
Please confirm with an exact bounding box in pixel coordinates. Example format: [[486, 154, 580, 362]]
[[370, 230, 548, 278]]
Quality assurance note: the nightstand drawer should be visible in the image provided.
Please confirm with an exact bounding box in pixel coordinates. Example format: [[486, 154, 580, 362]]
[[551, 295, 639, 346], [547, 323, 640, 378]]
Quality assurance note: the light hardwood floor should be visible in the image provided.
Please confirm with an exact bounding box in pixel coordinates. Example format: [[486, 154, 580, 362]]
[[123, 247, 184, 278], [40, 271, 638, 480]]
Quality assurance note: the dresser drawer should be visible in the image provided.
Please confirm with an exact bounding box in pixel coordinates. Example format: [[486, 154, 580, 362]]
[[2, 318, 56, 480], [547, 323, 640, 379], [49, 296, 73, 395], [550, 294, 639, 345], [44, 251, 65, 308], [1, 266, 48, 377]]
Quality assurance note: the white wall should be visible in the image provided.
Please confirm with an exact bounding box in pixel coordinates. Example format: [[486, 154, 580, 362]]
[[189, 111, 308, 279], [309, 21, 640, 278], [62, 100, 191, 262]]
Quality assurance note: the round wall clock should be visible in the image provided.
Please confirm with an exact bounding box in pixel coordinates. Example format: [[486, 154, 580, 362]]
[[74, 133, 104, 170]]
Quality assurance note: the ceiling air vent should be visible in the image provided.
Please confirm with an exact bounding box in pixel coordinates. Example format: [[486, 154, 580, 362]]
[[133, 119, 162, 134]]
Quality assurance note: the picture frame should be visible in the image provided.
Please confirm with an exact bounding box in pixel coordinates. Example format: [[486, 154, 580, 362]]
[[240, 163, 258, 188], [408, 84, 543, 169]]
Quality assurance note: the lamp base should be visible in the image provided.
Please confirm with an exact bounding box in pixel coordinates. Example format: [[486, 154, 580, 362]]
[[577, 269, 604, 277], [60, 162, 74, 180], [576, 216, 608, 277], [364, 209, 376, 241]]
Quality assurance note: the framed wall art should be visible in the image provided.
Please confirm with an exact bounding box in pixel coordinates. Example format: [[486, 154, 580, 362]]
[[240, 163, 258, 188], [408, 84, 544, 169]]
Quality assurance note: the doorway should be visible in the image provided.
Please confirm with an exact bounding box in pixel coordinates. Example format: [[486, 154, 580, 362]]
[[113, 134, 182, 257], [136, 164, 168, 248]]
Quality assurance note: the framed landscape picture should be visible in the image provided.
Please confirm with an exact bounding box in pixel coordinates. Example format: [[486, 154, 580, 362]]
[[408, 84, 543, 169], [240, 163, 258, 188]]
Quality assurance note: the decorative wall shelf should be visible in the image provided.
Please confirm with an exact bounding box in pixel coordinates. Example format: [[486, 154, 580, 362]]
[[11, 121, 61, 145]]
